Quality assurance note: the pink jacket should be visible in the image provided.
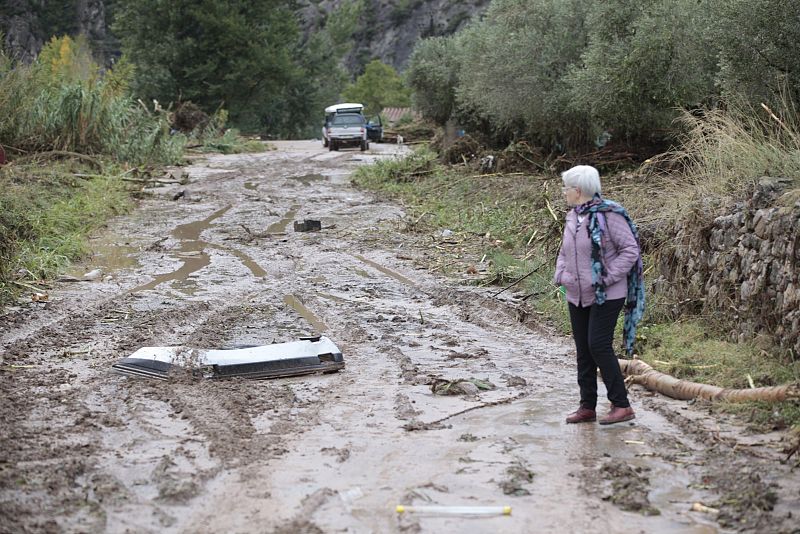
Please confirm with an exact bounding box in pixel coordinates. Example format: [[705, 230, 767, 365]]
[[554, 209, 640, 307]]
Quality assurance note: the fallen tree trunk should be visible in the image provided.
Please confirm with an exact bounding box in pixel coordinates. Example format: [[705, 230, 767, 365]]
[[619, 359, 800, 402]]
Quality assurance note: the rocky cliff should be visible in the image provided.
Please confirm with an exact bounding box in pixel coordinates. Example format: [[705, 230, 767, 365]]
[[1, 0, 109, 63], [297, 0, 489, 73], [2, 0, 488, 72]]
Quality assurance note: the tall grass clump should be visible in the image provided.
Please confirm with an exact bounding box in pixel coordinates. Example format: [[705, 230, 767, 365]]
[[0, 35, 184, 165], [667, 96, 800, 198], [0, 165, 131, 303]]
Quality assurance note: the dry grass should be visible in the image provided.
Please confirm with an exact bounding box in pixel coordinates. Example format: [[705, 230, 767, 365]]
[[630, 97, 800, 225]]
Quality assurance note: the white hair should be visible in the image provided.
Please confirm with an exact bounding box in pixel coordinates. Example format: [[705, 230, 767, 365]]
[[561, 165, 601, 197]]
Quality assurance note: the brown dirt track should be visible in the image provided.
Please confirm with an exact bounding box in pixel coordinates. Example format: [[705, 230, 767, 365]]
[[1, 141, 798, 534]]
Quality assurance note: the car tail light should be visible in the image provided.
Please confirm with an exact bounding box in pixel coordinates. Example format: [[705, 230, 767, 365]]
[[360, 127, 365, 134]]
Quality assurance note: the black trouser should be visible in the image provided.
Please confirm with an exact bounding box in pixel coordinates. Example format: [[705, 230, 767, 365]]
[[568, 298, 630, 409]]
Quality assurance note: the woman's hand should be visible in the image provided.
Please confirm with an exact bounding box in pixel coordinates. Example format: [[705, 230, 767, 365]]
[[559, 271, 578, 290]]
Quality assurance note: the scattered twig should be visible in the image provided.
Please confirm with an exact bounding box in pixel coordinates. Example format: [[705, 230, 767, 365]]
[[411, 211, 429, 226], [544, 198, 559, 223], [10, 280, 48, 292], [120, 177, 182, 185], [470, 172, 525, 178], [404, 393, 527, 431], [491, 261, 545, 297], [12, 150, 103, 170]]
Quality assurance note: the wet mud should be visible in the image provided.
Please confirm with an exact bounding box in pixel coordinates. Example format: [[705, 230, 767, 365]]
[[1, 141, 798, 533]]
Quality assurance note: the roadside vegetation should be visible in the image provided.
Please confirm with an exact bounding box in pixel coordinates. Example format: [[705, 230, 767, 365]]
[[389, 0, 800, 429], [353, 96, 800, 430], [0, 35, 264, 306], [407, 0, 798, 155]]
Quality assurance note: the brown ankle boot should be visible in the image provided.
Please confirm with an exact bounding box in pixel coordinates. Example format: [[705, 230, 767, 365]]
[[598, 405, 635, 425], [566, 406, 596, 424]]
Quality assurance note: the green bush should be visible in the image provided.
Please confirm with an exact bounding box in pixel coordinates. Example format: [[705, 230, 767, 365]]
[[567, 0, 717, 144], [452, 0, 591, 149], [406, 36, 459, 125], [0, 36, 184, 165]]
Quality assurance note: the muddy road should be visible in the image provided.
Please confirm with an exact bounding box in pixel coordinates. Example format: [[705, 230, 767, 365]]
[[1, 141, 798, 533]]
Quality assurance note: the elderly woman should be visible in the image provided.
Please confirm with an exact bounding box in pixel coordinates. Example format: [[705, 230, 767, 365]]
[[554, 165, 645, 425]]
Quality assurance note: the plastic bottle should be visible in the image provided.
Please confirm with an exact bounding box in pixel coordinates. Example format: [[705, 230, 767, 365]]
[[395, 505, 511, 516]]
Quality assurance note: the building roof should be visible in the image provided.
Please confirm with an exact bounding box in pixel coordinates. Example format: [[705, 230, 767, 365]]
[[381, 107, 419, 124]]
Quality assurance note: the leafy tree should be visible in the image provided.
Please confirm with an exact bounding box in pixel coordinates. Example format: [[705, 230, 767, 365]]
[[453, 0, 590, 149], [113, 0, 299, 131], [406, 35, 459, 125], [341, 59, 411, 115], [566, 0, 718, 144], [289, 0, 364, 136], [712, 0, 800, 106]]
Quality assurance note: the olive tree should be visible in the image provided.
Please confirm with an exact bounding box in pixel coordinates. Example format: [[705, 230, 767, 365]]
[[453, 0, 591, 149], [712, 0, 800, 106], [406, 35, 459, 125], [566, 0, 718, 144]]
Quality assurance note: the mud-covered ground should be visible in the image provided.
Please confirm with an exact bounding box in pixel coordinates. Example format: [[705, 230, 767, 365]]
[[1, 141, 798, 534]]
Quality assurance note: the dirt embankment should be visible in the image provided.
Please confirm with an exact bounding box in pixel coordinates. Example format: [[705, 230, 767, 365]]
[[0, 141, 798, 533]]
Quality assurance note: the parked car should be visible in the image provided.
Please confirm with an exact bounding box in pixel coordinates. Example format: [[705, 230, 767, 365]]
[[366, 115, 383, 142], [328, 113, 368, 152], [322, 103, 364, 147]]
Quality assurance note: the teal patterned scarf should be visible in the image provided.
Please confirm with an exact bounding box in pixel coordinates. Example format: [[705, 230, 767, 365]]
[[575, 195, 645, 356]]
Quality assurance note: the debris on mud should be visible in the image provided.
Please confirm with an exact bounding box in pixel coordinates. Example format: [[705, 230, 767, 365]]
[[690, 502, 719, 515], [112, 336, 344, 380], [709, 466, 779, 529], [458, 433, 480, 442], [441, 134, 480, 165], [391, 347, 428, 385], [320, 446, 351, 463], [446, 348, 488, 360], [154, 456, 201, 503], [293, 219, 322, 232], [270, 488, 335, 534], [502, 374, 527, 387], [395, 393, 422, 420], [430, 377, 495, 396], [402, 420, 450, 432], [499, 461, 535, 496], [401, 482, 450, 505], [599, 461, 660, 516]]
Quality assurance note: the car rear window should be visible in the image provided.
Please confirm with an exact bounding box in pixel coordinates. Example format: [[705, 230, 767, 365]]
[[332, 114, 365, 126]]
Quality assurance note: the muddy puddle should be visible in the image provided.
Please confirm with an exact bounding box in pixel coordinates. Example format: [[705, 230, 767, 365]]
[[266, 204, 300, 235], [67, 238, 140, 279], [131, 205, 267, 294], [2, 141, 798, 534], [283, 294, 328, 333]]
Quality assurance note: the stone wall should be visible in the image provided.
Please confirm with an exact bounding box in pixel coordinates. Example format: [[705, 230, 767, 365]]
[[656, 178, 800, 356]]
